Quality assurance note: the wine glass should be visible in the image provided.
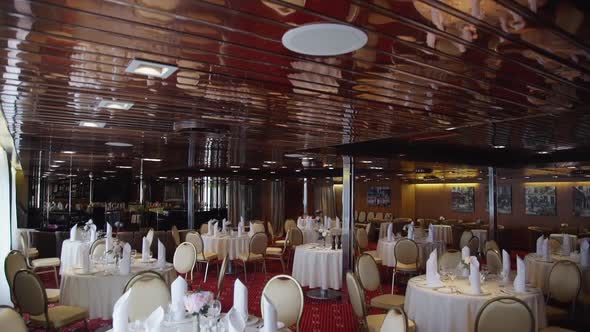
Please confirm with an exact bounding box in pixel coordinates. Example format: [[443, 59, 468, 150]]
[[209, 300, 222, 320]]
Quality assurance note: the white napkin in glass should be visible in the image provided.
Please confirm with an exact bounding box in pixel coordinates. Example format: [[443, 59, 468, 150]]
[[233, 279, 249, 320], [306, 219, 313, 230], [248, 222, 254, 237], [106, 222, 113, 252], [171, 276, 187, 321], [387, 224, 393, 242], [113, 289, 131, 332], [227, 307, 246, 332], [142, 236, 150, 262], [120, 243, 131, 275], [262, 294, 277, 332], [501, 249, 510, 281], [335, 217, 341, 229], [427, 224, 434, 242], [324, 217, 330, 229], [542, 238, 551, 261], [208, 220, 214, 236], [581, 240, 589, 267], [144, 306, 164, 332], [81, 243, 91, 273], [240, 216, 245, 224], [469, 256, 481, 294], [214, 225, 220, 237], [365, 222, 371, 234], [297, 217, 304, 228], [238, 225, 243, 237], [70, 225, 78, 241], [157, 239, 166, 269], [462, 246, 470, 259], [426, 249, 443, 287], [536, 235, 544, 255], [89, 225, 97, 243], [407, 222, 414, 240], [513, 256, 526, 293], [222, 219, 228, 233], [562, 235, 572, 255]]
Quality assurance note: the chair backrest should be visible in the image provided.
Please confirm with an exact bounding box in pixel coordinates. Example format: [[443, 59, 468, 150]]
[[289, 228, 304, 246], [460, 230, 474, 248], [467, 236, 480, 255], [345, 272, 367, 326], [185, 231, 204, 254], [355, 254, 381, 292], [217, 254, 229, 299], [171, 226, 181, 247], [267, 222, 275, 238], [284, 219, 296, 234], [354, 211, 359, 221], [249, 232, 268, 256], [146, 228, 155, 247], [0, 305, 27, 332], [4, 251, 28, 300], [475, 296, 534, 332], [484, 240, 500, 253], [394, 239, 419, 265], [374, 212, 384, 220], [367, 212, 375, 221], [485, 250, 502, 274], [173, 242, 196, 274], [124, 271, 170, 322], [18, 234, 30, 265], [384, 213, 393, 221], [251, 223, 266, 234], [261, 275, 304, 332], [380, 307, 409, 332], [547, 260, 582, 304], [13, 269, 47, 317], [438, 250, 461, 270], [358, 211, 366, 222], [90, 238, 106, 259], [549, 239, 561, 254], [199, 223, 209, 235], [356, 228, 369, 251]]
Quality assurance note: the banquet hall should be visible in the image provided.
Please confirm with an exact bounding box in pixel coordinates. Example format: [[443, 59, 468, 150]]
[[0, 0, 589, 331]]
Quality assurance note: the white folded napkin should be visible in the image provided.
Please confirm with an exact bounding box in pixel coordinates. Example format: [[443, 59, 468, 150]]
[[233, 279, 248, 321], [469, 256, 481, 294], [144, 306, 164, 332], [562, 235, 572, 255], [106, 222, 113, 252], [142, 236, 150, 262], [427, 224, 434, 243], [113, 289, 131, 332], [536, 235, 544, 255], [407, 222, 414, 240], [262, 294, 277, 332], [324, 217, 330, 229], [157, 239, 166, 269], [70, 224, 78, 241], [240, 216, 245, 224], [461, 246, 470, 259], [501, 249, 510, 281], [238, 225, 243, 237], [335, 217, 341, 229], [542, 238, 551, 261], [119, 243, 131, 275], [306, 219, 313, 230], [387, 223, 393, 242], [581, 240, 589, 268], [214, 225, 220, 237], [248, 222, 254, 237], [426, 249, 443, 287], [81, 243, 91, 273], [227, 307, 246, 332], [89, 224, 97, 243], [365, 222, 371, 234], [207, 220, 214, 236], [297, 217, 305, 228], [171, 276, 187, 321], [222, 219, 228, 233], [513, 256, 526, 293]]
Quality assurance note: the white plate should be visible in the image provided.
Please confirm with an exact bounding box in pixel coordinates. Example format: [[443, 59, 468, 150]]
[[501, 287, 536, 295], [458, 288, 491, 296], [73, 268, 98, 275]]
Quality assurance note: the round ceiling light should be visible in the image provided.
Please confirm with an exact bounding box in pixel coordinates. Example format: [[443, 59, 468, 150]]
[[282, 23, 367, 56], [105, 142, 133, 147]]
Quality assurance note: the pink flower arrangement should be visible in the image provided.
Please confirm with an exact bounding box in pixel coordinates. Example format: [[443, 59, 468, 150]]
[[184, 291, 215, 315]]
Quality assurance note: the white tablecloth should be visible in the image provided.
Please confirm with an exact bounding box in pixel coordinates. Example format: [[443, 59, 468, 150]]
[[525, 253, 588, 293], [405, 276, 547, 332], [549, 233, 578, 249], [60, 239, 89, 274], [60, 261, 177, 319], [431, 225, 453, 245], [202, 234, 250, 260], [377, 238, 446, 269], [379, 222, 392, 239], [292, 244, 342, 290], [471, 229, 488, 253]]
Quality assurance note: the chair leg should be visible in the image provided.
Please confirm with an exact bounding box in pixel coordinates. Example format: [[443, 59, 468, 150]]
[[53, 266, 59, 287], [243, 261, 248, 283], [216, 261, 220, 277], [263, 260, 267, 276], [204, 262, 210, 283], [84, 319, 89, 332], [279, 257, 285, 273], [391, 270, 396, 294]]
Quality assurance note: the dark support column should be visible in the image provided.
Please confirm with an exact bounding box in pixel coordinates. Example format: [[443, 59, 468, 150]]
[[488, 167, 498, 241], [342, 156, 354, 275], [187, 134, 196, 229]]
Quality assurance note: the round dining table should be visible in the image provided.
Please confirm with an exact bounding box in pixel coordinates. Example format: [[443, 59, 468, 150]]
[[201, 234, 250, 260], [525, 253, 588, 293], [60, 260, 176, 319], [404, 275, 547, 332], [292, 243, 342, 300], [377, 237, 446, 269], [431, 225, 453, 245]]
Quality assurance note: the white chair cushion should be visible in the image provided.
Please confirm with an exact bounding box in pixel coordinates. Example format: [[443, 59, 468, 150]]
[[32, 257, 60, 268], [46, 288, 60, 303], [370, 294, 405, 310]]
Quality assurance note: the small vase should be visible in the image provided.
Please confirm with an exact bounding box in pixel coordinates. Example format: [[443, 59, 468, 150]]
[[331, 236, 336, 250]]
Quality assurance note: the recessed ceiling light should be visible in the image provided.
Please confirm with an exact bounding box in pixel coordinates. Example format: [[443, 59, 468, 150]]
[[158, 176, 167, 179], [270, 171, 276, 174], [284, 153, 304, 158], [264, 161, 277, 164], [116, 165, 132, 169], [282, 23, 367, 56], [295, 169, 301, 172], [251, 167, 260, 171], [301, 157, 313, 160], [105, 142, 134, 147], [536, 151, 550, 154], [370, 166, 383, 170], [125, 59, 177, 79], [281, 166, 288, 169], [396, 173, 404, 176], [445, 127, 457, 131], [233, 170, 238, 173], [62, 151, 76, 154], [262, 164, 270, 168], [104, 170, 116, 173], [142, 158, 162, 162], [492, 145, 505, 149], [174, 177, 179, 180], [53, 160, 65, 163], [50, 164, 59, 168], [360, 160, 373, 164], [79, 121, 106, 128], [199, 169, 205, 172], [98, 100, 134, 110], [567, 166, 576, 169], [524, 176, 530, 179], [328, 167, 334, 170], [230, 165, 241, 169]]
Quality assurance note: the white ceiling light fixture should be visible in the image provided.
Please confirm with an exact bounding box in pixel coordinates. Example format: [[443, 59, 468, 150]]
[[125, 59, 177, 79], [79, 121, 106, 128], [105, 142, 134, 147], [104, 170, 116, 173], [230, 165, 241, 169], [359, 160, 373, 164], [492, 145, 506, 149], [53, 160, 65, 163], [116, 165, 132, 169], [62, 151, 76, 154], [282, 23, 368, 56], [264, 160, 277, 164], [98, 100, 134, 110], [370, 166, 384, 170], [142, 158, 162, 162]]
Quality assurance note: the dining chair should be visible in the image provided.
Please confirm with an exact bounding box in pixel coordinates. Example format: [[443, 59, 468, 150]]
[[380, 307, 413, 332], [346, 272, 387, 332], [90, 238, 106, 259], [4, 250, 60, 304], [266, 231, 290, 272], [216, 254, 229, 300], [13, 269, 88, 330], [171, 225, 181, 247], [484, 240, 500, 253], [0, 305, 27, 332], [187, 231, 218, 282], [392, 239, 419, 294], [374, 212, 384, 221], [438, 249, 461, 271], [283, 219, 297, 235], [267, 222, 277, 244], [467, 236, 481, 257], [367, 212, 375, 222], [18, 232, 38, 259], [358, 211, 367, 223], [199, 223, 209, 235], [285, 228, 303, 268], [251, 222, 266, 234], [19, 233, 60, 287], [549, 239, 561, 254], [459, 230, 474, 249], [545, 260, 582, 324], [236, 232, 268, 282], [173, 242, 196, 283], [124, 270, 170, 322], [355, 228, 382, 264], [261, 274, 304, 332], [474, 296, 534, 332], [485, 249, 502, 275], [146, 228, 155, 247], [355, 254, 405, 309]]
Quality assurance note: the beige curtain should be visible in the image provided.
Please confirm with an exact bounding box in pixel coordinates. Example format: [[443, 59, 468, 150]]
[[270, 180, 285, 234], [314, 178, 337, 218]]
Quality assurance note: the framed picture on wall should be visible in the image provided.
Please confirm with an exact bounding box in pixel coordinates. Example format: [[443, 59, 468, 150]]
[[573, 186, 590, 216], [485, 185, 512, 214], [525, 186, 556, 216], [451, 186, 475, 213], [367, 186, 391, 207]]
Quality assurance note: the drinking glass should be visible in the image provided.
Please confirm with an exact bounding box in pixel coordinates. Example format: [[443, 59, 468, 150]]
[[209, 300, 222, 319], [130, 249, 137, 258]]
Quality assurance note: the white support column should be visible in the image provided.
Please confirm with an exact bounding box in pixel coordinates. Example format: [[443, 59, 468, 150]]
[[303, 177, 308, 216]]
